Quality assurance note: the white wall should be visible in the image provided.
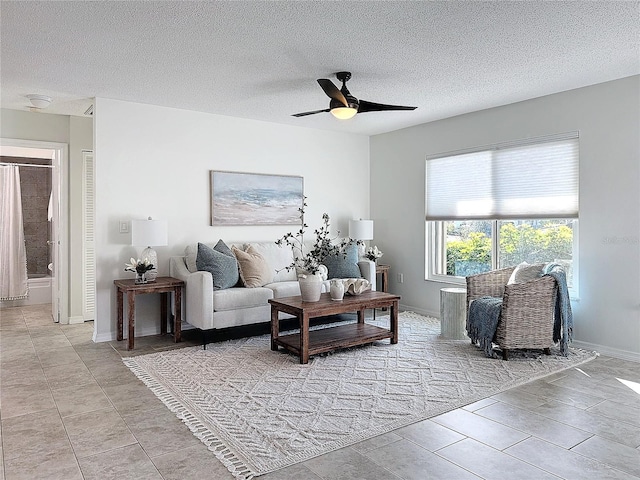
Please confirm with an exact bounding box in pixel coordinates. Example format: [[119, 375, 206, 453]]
[[94, 98, 370, 341], [370, 76, 640, 360], [1, 109, 70, 142]]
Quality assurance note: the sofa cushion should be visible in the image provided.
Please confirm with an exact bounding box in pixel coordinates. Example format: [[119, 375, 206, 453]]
[[266, 281, 301, 299], [232, 245, 272, 288], [196, 242, 239, 290], [245, 242, 297, 282], [212, 287, 273, 311], [322, 242, 362, 279]]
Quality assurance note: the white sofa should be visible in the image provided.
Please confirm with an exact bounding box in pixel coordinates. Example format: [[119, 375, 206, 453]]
[[169, 241, 376, 335]]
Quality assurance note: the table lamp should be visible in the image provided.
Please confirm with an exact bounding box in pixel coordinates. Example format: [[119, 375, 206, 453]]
[[349, 219, 374, 258], [349, 219, 374, 241], [131, 217, 168, 282]]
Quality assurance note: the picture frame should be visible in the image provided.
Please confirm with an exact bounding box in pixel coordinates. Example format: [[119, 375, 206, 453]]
[[210, 171, 304, 226]]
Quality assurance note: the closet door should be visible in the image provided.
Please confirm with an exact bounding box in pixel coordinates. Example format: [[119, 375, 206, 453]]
[[82, 151, 96, 320]]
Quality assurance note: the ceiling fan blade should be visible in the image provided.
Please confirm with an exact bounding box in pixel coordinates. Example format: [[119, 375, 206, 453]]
[[292, 108, 330, 117], [317, 79, 348, 107], [358, 100, 417, 113]]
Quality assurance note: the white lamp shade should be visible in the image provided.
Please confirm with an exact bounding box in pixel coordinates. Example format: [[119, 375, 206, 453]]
[[349, 219, 374, 240], [131, 219, 168, 247]]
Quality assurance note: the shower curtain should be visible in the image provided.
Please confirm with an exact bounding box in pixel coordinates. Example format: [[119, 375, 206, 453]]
[[0, 165, 29, 300]]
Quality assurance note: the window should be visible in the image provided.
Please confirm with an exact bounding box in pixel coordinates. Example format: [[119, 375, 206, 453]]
[[426, 132, 579, 294]]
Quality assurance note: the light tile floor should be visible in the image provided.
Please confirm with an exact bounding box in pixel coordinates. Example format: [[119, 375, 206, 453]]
[[1, 304, 639, 480]]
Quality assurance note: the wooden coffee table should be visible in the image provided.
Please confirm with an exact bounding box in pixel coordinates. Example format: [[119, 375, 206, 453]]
[[269, 291, 400, 364]]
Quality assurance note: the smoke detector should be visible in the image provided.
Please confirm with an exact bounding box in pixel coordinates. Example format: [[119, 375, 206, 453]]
[[26, 94, 52, 109]]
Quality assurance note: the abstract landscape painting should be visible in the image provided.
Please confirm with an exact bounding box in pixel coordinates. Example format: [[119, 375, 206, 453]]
[[210, 171, 303, 225]]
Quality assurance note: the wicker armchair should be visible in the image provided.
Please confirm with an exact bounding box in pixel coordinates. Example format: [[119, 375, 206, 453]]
[[466, 265, 557, 360]]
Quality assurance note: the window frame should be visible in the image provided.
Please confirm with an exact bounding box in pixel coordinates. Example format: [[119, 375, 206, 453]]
[[425, 219, 579, 299]]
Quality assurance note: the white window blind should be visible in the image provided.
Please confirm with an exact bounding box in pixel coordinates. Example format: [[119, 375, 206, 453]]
[[426, 132, 579, 220]]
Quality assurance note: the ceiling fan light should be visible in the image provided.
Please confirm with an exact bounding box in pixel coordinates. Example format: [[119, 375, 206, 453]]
[[330, 107, 357, 120]]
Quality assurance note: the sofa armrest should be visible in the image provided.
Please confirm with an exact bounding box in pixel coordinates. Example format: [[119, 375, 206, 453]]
[[358, 260, 376, 291], [169, 256, 214, 330]]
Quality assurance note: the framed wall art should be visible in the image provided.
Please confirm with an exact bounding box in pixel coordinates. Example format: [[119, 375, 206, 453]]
[[210, 171, 304, 226]]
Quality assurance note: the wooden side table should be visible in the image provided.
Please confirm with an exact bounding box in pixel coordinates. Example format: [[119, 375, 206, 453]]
[[375, 264, 391, 314], [376, 264, 390, 293], [114, 276, 184, 350]]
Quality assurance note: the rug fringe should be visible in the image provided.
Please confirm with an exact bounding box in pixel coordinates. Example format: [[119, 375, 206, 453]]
[[123, 358, 256, 480]]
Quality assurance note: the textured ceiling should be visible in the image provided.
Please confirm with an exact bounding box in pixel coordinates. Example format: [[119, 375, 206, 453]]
[[1, 1, 638, 135]]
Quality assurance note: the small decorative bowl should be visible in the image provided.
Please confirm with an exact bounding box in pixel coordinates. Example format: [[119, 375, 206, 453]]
[[343, 278, 371, 295]]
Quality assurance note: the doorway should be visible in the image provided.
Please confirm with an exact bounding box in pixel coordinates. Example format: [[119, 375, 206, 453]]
[[0, 138, 68, 323]]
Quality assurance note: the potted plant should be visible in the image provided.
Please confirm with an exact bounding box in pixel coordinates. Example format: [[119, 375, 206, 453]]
[[276, 199, 356, 301], [365, 245, 384, 263], [125, 257, 155, 284]]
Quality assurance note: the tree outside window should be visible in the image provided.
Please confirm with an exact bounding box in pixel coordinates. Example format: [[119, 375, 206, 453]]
[[442, 219, 574, 286]]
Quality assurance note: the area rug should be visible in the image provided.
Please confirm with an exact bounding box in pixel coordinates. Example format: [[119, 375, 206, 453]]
[[123, 311, 597, 479]]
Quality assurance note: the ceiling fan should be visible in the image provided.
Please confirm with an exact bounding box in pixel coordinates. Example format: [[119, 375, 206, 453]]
[[292, 71, 417, 120]]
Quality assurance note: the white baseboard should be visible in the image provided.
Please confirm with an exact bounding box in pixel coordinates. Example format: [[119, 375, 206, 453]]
[[92, 323, 196, 344], [68, 315, 85, 325], [401, 305, 639, 363], [90, 315, 639, 364], [400, 303, 440, 320], [93, 331, 116, 343], [571, 340, 640, 363]]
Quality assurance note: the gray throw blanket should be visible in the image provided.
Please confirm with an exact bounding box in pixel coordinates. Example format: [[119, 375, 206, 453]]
[[543, 262, 573, 356], [467, 296, 502, 358], [468, 263, 573, 358]]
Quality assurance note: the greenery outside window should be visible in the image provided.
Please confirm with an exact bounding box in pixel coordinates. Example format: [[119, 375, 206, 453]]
[[430, 219, 577, 289], [426, 132, 579, 297]]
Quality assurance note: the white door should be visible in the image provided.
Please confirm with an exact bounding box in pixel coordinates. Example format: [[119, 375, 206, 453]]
[[50, 147, 60, 322]]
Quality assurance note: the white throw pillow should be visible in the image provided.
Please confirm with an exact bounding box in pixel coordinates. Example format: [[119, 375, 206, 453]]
[[507, 262, 544, 284], [185, 244, 201, 273]]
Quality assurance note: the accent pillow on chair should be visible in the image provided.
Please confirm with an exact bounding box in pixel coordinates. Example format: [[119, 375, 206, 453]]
[[507, 262, 544, 284], [196, 241, 240, 290]]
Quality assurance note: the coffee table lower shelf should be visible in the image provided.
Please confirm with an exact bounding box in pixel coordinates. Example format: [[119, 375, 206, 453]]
[[273, 323, 393, 358]]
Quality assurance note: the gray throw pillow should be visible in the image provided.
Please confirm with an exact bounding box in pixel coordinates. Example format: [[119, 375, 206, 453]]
[[323, 243, 362, 279], [196, 242, 239, 290], [214, 238, 234, 258]]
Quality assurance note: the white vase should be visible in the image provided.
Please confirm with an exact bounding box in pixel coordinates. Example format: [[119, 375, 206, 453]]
[[330, 279, 344, 301], [298, 274, 322, 302], [141, 246, 158, 282]]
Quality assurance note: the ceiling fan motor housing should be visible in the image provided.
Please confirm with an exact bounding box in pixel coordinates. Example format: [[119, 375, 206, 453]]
[[292, 70, 416, 117], [330, 96, 359, 110], [336, 71, 359, 109]]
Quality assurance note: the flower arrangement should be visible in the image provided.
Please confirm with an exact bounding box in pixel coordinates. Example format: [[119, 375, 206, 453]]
[[365, 245, 384, 262], [124, 258, 154, 275], [276, 198, 356, 276]]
